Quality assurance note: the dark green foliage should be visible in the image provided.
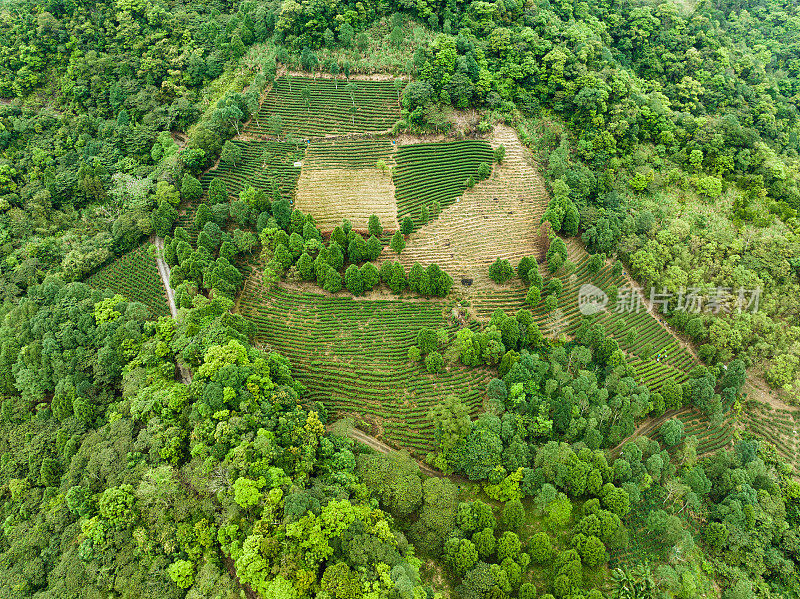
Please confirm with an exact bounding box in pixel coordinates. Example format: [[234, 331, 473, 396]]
[[416, 328, 438, 355], [344, 264, 363, 295], [368, 214, 383, 237], [181, 175, 202, 202], [489, 258, 514, 284]]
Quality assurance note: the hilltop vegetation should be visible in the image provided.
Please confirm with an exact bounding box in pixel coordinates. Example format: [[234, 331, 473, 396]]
[[0, 0, 799, 598]]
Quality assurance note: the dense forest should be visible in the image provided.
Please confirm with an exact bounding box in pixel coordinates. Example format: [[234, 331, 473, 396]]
[[0, 0, 799, 597]]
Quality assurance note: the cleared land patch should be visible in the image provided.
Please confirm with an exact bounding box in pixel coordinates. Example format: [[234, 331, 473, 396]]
[[85, 242, 170, 318], [239, 285, 492, 454], [384, 126, 545, 287], [393, 139, 494, 228], [245, 76, 400, 137], [294, 138, 398, 231]]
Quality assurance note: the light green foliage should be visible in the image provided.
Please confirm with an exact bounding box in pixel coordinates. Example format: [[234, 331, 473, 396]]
[[167, 560, 195, 589], [233, 477, 264, 509]]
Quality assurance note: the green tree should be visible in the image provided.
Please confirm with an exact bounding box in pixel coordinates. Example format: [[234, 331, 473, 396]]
[[220, 140, 242, 166], [425, 351, 444, 374], [181, 174, 202, 202], [660, 418, 684, 447], [390, 230, 406, 254], [490, 258, 514, 283], [360, 262, 380, 290], [529, 532, 553, 564], [368, 214, 383, 237], [402, 215, 414, 235], [344, 264, 363, 295], [323, 267, 342, 293], [208, 178, 229, 205]]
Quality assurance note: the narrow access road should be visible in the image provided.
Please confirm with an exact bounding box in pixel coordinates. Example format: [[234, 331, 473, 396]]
[[152, 235, 192, 384], [152, 235, 177, 319], [327, 421, 445, 478]]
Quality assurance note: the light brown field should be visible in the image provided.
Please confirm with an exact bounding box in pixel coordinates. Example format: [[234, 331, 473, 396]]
[[294, 168, 399, 232], [379, 124, 549, 289]]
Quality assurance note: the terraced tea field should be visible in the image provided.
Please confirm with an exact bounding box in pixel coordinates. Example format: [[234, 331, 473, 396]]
[[740, 399, 799, 472], [472, 252, 697, 392], [200, 140, 303, 202], [385, 126, 545, 287], [239, 286, 492, 453], [85, 242, 170, 318], [294, 138, 398, 231], [393, 139, 495, 228], [245, 76, 400, 137]]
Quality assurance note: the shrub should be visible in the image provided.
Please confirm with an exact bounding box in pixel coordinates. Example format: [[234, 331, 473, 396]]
[[368, 214, 383, 237], [323, 267, 342, 293], [408, 346, 421, 362], [425, 351, 444, 373], [489, 258, 514, 284], [417, 328, 438, 354], [390, 230, 406, 254], [181, 174, 202, 201]]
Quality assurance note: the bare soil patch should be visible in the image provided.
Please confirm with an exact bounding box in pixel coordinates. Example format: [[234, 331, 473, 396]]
[[294, 168, 399, 232]]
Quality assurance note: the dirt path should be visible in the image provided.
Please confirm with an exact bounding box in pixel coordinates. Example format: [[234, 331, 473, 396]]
[[607, 407, 691, 458], [327, 420, 444, 478], [152, 236, 177, 319], [152, 236, 193, 384]]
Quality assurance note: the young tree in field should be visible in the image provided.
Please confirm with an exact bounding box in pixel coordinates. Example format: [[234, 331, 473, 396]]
[[390, 26, 404, 48], [494, 144, 506, 163], [360, 262, 380, 290], [417, 328, 438, 354], [300, 86, 311, 117], [420, 205, 430, 225], [390, 230, 406, 254], [376, 158, 388, 176], [394, 77, 404, 105], [220, 140, 242, 167], [339, 22, 354, 47], [401, 215, 414, 235], [181, 174, 202, 202], [330, 61, 340, 89], [365, 235, 382, 261], [660, 418, 684, 447], [345, 82, 358, 125], [489, 258, 514, 283], [267, 114, 284, 138], [208, 178, 228, 205], [323, 266, 342, 293], [344, 264, 363, 295], [425, 351, 444, 374], [368, 214, 383, 237]]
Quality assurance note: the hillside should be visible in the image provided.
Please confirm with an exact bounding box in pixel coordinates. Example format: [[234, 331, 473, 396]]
[[0, 1, 799, 598]]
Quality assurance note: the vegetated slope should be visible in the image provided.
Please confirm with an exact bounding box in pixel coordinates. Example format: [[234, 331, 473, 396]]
[[741, 398, 800, 473], [245, 75, 400, 137], [385, 126, 543, 286], [393, 139, 494, 228], [473, 254, 696, 393], [173, 140, 304, 238], [85, 242, 170, 318], [294, 138, 398, 231], [239, 285, 492, 454], [200, 140, 303, 202]]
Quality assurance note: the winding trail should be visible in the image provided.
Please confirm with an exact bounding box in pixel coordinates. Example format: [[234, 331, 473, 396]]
[[327, 420, 445, 478], [152, 235, 193, 384]]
